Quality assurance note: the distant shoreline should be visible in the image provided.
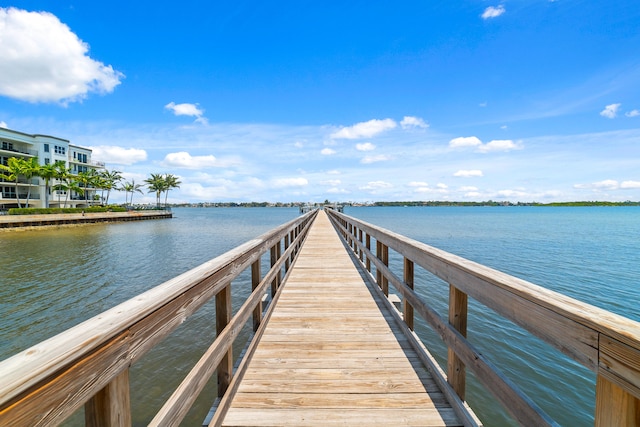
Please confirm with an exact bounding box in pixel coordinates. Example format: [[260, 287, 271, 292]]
[[169, 201, 640, 208]]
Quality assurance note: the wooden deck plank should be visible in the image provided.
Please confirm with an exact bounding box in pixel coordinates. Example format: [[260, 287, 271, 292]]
[[219, 210, 463, 427]]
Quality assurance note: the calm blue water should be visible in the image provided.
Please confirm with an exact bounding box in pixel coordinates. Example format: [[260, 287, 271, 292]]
[[1, 206, 638, 426]]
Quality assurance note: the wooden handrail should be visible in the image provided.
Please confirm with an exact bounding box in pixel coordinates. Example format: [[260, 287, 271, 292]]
[[0, 209, 317, 426], [327, 209, 640, 427]]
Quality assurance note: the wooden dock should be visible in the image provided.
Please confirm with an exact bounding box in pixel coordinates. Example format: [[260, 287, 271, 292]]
[[216, 211, 465, 426], [0, 210, 172, 229]]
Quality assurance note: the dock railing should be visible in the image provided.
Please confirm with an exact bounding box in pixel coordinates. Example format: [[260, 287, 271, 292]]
[[327, 209, 640, 427], [0, 209, 317, 427]]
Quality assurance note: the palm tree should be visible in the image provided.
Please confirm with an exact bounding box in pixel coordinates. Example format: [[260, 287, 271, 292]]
[[65, 180, 83, 208], [101, 169, 122, 205], [0, 157, 23, 208], [54, 163, 72, 207], [76, 169, 99, 205], [129, 180, 144, 205], [145, 173, 167, 208], [22, 157, 40, 208], [163, 174, 181, 207], [39, 161, 64, 208]]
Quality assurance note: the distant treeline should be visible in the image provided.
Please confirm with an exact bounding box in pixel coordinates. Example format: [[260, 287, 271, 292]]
[[371, 201, 640, 207]]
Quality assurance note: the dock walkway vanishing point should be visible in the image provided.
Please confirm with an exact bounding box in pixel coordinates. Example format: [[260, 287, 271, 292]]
[[216, 210, 468, 426]]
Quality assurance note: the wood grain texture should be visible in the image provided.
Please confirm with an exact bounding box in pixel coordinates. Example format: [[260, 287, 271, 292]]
[[219, 211, 465, 427]]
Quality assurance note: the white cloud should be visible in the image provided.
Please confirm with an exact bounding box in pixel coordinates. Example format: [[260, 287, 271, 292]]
[[625, 109, 640, 117], [271, 177, 308, 188], [89, 146, 147, 165], [321, 179, 341, 186], [294, 141, 304, 148], [321, 148, 336, 155], [400, 116, 428, 129], [0, 7, 123, 104], [450, 136, 522, 152], [454, 170, 484, 177], [359, 181, 393, 190], [460, 186, 478, 192], [327, 187, 349, 194], [478, 139, 522, 153], [361, 154, 391, 164], [165, 102, 208, 124], [162, 151, 217, 169], [600, 103, 621, 119], [326, 170, 341, 175], [621, 181, 640, 189], [356, 142, 376, 151], [497, 189, 527, 198], [331, 118, 397, 139], [449, 136, 482, 148], [0, 121, 7, 128], [574, 179, 619, 190], [408, 181, 429, 187], [437, 183, 448, 189], [482, 5, 506, 19]]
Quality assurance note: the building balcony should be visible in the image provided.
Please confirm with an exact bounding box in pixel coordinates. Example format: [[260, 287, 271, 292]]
[[0, 146, 38, 157]]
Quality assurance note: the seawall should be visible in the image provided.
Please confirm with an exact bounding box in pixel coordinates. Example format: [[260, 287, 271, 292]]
[[0, 210, 172, 230]]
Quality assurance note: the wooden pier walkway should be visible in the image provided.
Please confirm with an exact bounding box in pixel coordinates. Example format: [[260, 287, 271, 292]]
[[217, 211, 464, 426]]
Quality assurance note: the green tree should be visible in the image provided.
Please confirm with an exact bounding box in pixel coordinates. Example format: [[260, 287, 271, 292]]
[[120, 179, 144, 206], [54, 163, 72, 207], [22, 157, 40, 208], [163, 174, 181, 206], [77, 169, 99, 205], [145, 173, 167, 207], [100, 169, 122, 205], [38, 161, 65, 208], [0, 157, 24, 208]]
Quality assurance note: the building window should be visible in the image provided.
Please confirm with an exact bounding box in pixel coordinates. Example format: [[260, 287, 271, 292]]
[[54, 145, 66, 155], [44, 158, 50, 165], [44, 144, 49, 153], [2, 141, 14, 151]]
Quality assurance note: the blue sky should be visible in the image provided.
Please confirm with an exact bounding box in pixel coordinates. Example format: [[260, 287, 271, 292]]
[[1, 1, 639, 204]]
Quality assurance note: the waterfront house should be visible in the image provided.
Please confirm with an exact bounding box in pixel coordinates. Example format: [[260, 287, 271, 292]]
[[0, 127, 104, 209]]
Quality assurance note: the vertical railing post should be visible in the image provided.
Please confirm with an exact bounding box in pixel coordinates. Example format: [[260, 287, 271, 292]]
[[448, 284, 468, 400], [284, 234, 290, 272], [376, 241, 389, 296], [366, 234, 371, 272], [358, 229, 364, 262], [251, 259, 262, 332], [403, 258, 414, 331], [216, 284, 232, 397], [85, 369, 132, 427], [595, 373, 640, 426], [270, 243, 280, 297]]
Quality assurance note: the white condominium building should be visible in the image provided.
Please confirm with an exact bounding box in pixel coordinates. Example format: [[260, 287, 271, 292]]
[[0, 127, 104, 209]]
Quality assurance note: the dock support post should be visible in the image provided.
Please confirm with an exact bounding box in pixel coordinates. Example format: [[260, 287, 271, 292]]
[[85, 368, 132, 427], [251, 260, 262, 332], [448, 284, 468, 400], [595, 374, 640, 426], [403, 258, 414, 331], [216, 284, 233, 397]]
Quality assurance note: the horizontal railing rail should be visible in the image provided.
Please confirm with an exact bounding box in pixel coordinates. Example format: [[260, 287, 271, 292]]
[[326, 209, 640, 427], [0, 209, 318, 426]]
